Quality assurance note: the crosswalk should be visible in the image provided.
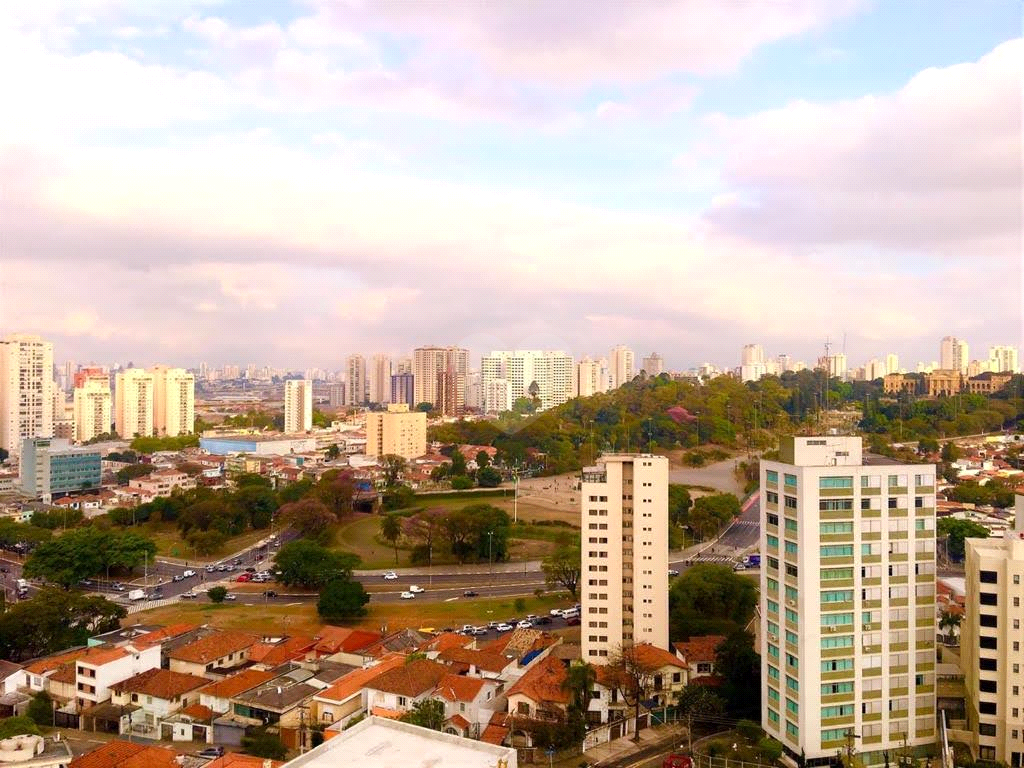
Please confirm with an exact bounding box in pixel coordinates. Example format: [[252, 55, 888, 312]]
[[688, 554, 737, 564]]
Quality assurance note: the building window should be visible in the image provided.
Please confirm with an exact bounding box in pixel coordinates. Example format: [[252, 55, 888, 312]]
[[784, 496, 797, 509], [784, 474, 797, 488], [980, 636, 997, 650], [980, 592, 998, 606], [980, 702, 997, 716], [980, 680, 998, 694], [819, 477, 853, 489], [980, 570, 998, 584], [980, 614, 998, 628]]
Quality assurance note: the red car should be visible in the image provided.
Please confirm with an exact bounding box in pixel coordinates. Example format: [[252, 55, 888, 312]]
[[236, 573, 252, 582]]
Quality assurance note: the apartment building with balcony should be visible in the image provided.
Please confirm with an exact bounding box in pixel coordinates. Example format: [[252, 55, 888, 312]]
[[760, 436, 937, 765]]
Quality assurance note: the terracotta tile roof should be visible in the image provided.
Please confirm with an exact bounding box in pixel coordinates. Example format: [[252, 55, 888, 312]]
[[135, 624, 199, 646], [205, 755, 284, 768], [673, 635, 726, 665], [480, 723, 509, 746], [180, 703, 213, 721], [24, 647, 90, 675], [69, 741, 179, 768], [313, 626, 382, 655], [316, 655, 407, 703], [248, 636, 315, 666], [417, 632, 472, 655], [111, 668, 209, 699], [448, 713, 470, 730], [49, 664, 77, 685], [483, 628, 557, 658], [437, 647, 511, 674], [77, 646, 132, 667], [629, 643, 687, 670], [200, 669, 275, 700], [371, 706, 404, 719], [435, 674, 484, 703], [505, 654, 569, 706], [167, 631, 256, 664], [365, 659, 448, 698]]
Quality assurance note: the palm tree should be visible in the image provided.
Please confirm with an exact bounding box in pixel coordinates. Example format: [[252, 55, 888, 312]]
[[562, 662, 597, 715], [939, 610, 962, 644]]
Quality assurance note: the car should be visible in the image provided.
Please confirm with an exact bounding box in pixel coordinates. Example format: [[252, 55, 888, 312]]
[[400, 591, 415, 599], [216, 565, 227, 572], [549, 608, 565, 617], [198, 747, 224, 759], [409, 585, 425, 593], [233, 558, 243, 565], [180, 592, 198, 599], [495, 622, 514, 632], [236, 573, 252, 582], [206, 565, 217, 573], [182, 569, 196, 578], [383, 571, 398, 580], [225, 565, 236, 572], [460, 624, 475, 633], [516, 620, 533, 629], [244, 567, 257, 573], [224, 593, 237, 601], [111, 582, 126, 592], [733, 563, 746, 571], [525, 614, 538, 622], [469, 627, 487, 636], [668, 569, 680, 577], [262, 590, 277, 598], [565, 615, 581, 626], [172, 575, 184, 583], [535, 616, 553, 625], [462, 590, 479, 597]]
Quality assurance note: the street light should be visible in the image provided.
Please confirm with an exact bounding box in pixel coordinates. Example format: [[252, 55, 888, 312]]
[[487, 531, 494, 586]]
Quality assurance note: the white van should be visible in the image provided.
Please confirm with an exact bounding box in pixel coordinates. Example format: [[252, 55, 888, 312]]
[[182, 570, 196, 579]]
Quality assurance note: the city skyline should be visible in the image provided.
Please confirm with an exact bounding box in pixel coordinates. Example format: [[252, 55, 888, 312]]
[[0, 4, 1018, 366]]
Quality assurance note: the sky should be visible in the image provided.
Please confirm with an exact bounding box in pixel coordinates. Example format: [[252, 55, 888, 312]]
[[0, 0, 1020, 371]]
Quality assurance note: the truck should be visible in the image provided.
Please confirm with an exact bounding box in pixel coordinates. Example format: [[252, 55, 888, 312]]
[[16, 579, 28, 591], [743, 554, 761, 567], [128, 589, 147, 601]]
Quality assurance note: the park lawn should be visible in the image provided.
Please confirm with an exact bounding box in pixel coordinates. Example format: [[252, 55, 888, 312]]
[[127, 592, 577, 635], [141, 522, 273, 561]]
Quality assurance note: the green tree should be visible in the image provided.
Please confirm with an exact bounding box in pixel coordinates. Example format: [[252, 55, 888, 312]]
[[315, 470, 356, 519], [231, 485, 278, 530], [758, 738, 784, 763], [941, 441, 961, 463], [668, 484, 693, 527], [312, 409, 331, 428], [0, 589, 125, 661], [415, 402, 434, 413], [676, 684, 726, 720], [241, 730, 288, 760], [380, 455, 408, 487], [26, 692, 53, 727], [381, 484, 415, 511], [715, 631, 761, 718], [939, 609, 962, 643], [476, 467, 502, 487], [937, 518, 989, 562], [317, 577, 370, 622], [325, 444, 341, 460], [606, 644, 660, 741], [450, 475, 473, 490], [116, 464, 155, 484], [24, 527, 156, 588], [399, 699, 445, 731], [475, 451, 490, 469], [274, 539, 359, 589], [0, 717, 40, 739], [380, 514, 403, 564], [207, 586, 227, 603], [917, 437, 939, 454], [278, 498, 337, 540], [542, 545, 581, 600], [669, 563, 757, 639]]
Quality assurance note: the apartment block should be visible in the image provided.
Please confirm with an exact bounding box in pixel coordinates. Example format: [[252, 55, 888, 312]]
[[609, 345, 635, 389], [641, 353, 664, 377], [940, 336, 969, 374], [580, 454, 669, 662], [760, 436, 937, 764], [72, 369, 111, 443], [346, 355, 367, 406], [367, 354, 392, 404], [284, 380, 313, 433], [20, 437, 103, 502], [150, 366, 195, 436], [412, 346, 468, 413], [114, 368, 154, 439], [0, 333, 54, 455], [389, 373, 414, 406], [962, 495, 1024, 767], [364, 404, 426, 460], [480, 350, 573, 412]]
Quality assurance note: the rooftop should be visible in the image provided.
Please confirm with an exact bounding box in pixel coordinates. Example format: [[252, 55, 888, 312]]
[[111, 668, 209, 699], [505, 654, 568, 706], [365, 659, 448, 698], [69, 742, 178, 768], [167, 631, 256, 664], [200, 669, 275, 700]]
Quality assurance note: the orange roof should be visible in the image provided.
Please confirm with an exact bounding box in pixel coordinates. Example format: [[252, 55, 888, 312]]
[[435, 674, 485, 703], [480, 723, 509, 746], [629, 643, 687, 670], [437, 647, 510, 673], [206, 756, 284, 768], [200, 669, 275, 700], [673, 635, 726, 665], [168, 631, 256, 664], [366, 659, 448, 697], [313, 626, 382, 655], [49, 663, 77, 685], [24, 647, 91, 675], [317, 654, 407, 703], [418, 632, 471, 655], [77, 646, 132, 667], [448, 713, 471, 730], [180, 704, 213, 721], [247, 636, 315, 666], [70, 741, 179, 768], [112, 668, 208, 699], [371, 707, 404, 720], [505, 654, 569, 706], [135, 624, 199, 645]]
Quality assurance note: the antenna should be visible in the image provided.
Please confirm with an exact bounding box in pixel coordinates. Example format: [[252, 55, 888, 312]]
[[823, 337, 832, 418]]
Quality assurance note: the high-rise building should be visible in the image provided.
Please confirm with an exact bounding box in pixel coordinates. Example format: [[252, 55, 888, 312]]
[[328, 383, 346, 408], [394, 357, 412, 376], [816, 352, 848, 380], [114, 368, 154, 439], [864, 358, 887, 381], [574, 357, 605, 398], [483, 378, 513, 414], [609, 345, 635, 389], [885, 353, 900, 375], [962, 495, 1024, 766], [365, 403, 427, 460], [988, 345, 1020, 374], [580, 454, 669, 662], [760, 436, 936, 763], [390, 373, 414, 407], [284, 379, 313, 433], [741, 344, 767, 382], [412, 346, 468, 413], [19, 437, 102, 502], [150, 366, 195, 436], [480, 350, 574, 412], [346, 355, 367, 406], [368, 354, 392, 404], [940, 336, 969, 373], [0, 334, 55, 455], [73, 368, 112, 443], [641, 353, 664, 377]]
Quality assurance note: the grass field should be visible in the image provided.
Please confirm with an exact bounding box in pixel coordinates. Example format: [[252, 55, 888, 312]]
[[128, 591, 578, 634], [139, 522, 271, 561]]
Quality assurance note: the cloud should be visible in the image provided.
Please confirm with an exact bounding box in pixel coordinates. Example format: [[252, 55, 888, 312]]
[[703, 38, 1023, 258]]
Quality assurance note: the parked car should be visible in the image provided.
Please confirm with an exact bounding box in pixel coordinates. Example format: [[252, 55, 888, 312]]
[[525, 614, 538, 622], [460, 624, 475, 633], [668, 569, 680, 576], [516, 620, 533, 629], [383, 571, 398, 580], [496, 623, 514, 632], [172, 575, 184, 583], [262, 590, 277, 598], [409, 585, 425, 593], [469, 627, 487, 636], [535, 616, 552, 625], [549, 608, 565, 617], [111, 582, 126, 592], [244, 567, 257, 573], [181, 591, 198, 600], [236, 573, 252, 582], [733, 563, 746, 571], [400, 591, 415, 599], [198, 747, 224, 759], [565, 615, 581, 626], [206, 565, 217, 573], [463, 590, 479, 597]]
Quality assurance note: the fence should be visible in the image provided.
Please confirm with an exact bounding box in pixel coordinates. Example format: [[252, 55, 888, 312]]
[[693, 753, 771, 768]]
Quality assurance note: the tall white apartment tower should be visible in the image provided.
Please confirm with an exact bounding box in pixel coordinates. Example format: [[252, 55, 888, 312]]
[[150, 366, 195, 436], [988, 345, 1020, 374], [114, 368, 154, 438], [609, 345, 635, 389], [641, 353, 664, 377], [885, 353, 900, 376], [741, 344, 767, 382], [0, 334, 55, 455], [574, 357, 605, 398], [962, 495, 1024, 766], [760, 436, 937, 764], [345, 355, 367, 406], [580, 454, 669, 662], [940, 336, 969, 373], [481, 350, 574, 412], [284, 379, 313, 433], [368, 354, 392, 405], [73, 370, 112, 443]]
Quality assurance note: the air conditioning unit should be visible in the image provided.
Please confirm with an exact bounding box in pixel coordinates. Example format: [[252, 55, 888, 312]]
[[828, 626, 837, 633], [863, 624, 872, 631], [787, 600, 797, 607]]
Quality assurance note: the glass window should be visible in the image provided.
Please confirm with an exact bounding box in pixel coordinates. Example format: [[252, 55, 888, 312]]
[[820, 545, 854, 558], [766, 470, 779, 484], [784, 473, 797, 488], [820, 476, 854, 489], [767, 535, 779, 547]]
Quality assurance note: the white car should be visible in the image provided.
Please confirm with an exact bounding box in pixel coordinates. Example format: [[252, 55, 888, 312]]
[[496, 623, 514, 632], [383, 571, 398, 580], [460, 624, 475, 633], [224, 593, 237, 601], [549, 608, 565, 617], [400, 591, 415, 599], [409, 585, 425, 593], [182, 569, 197, 578], [516, 619, 533, 629]]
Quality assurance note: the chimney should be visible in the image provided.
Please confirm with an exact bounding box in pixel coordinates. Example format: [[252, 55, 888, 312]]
[[263, 761, 272, 768]]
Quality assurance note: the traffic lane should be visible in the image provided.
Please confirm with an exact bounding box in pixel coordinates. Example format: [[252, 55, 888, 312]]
[[368, 581, 547, 604], [358, 570, 540, 589]]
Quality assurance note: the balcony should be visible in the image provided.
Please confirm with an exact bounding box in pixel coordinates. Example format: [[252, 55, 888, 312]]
[[820, 509, 854, 521]]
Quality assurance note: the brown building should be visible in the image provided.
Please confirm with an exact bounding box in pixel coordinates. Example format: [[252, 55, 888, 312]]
[[965, 371, 1013, 395], [883, 373, 919, 395], [926, 369, 965, 397]]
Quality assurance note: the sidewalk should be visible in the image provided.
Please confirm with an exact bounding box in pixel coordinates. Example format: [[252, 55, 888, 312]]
[[555, 723, 689, 768], [353, 560, 543, 577]]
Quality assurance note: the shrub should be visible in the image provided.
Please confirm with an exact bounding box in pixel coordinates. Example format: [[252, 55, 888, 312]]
[[737, 719, 762, 742], [757, 738, 783, 763], [514, 598, 526, 612], [207, 586, 227, 603]]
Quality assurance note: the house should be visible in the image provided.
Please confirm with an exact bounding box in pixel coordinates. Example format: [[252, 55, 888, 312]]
[[436, 647, 516, 680], [246, 636, 316, 669], [0, 660, 24, 695], [167, 631, 256, 678], [199, 669, 275, 715], [127, 470, 195, 499], [362, 659, 449, 718], [68, 741, 178, 768], [204, 755, 284, 768], [589, 644, 687, 731], [309, 654, 407, 730], [74, 643, 162, 712], [416, 633, 473, 658], [311, 626, 382, 662], [20, 648, 90, 695], [504, 654, 569, 745], [434, 673, 502, 739], [108, 668, 209, 737], [341, 629, 432, 666], [672, 635, 726, 685]]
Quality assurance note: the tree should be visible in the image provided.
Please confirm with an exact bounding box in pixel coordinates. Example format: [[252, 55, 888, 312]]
[[0, 717, 40, 739], [668, 485, 693, 527], [450, 475, 473, 490], [562, 662, 597, 714], [937, 518, 989, 562], [542, 545, 581, 599], [399, 699, 445, 731], [676, 684, 726, 720], [939, 609, 962, 643], [606, 645, 660, 739], [415, 402, 434, 413], [758, 738, 784, 763], [380, 514, 403, 563], [381, 484, 415, 511], [476, 467, 502, 487], [715, 631, 761, 718], [26, 692, 53, 727], [917, 437, 939, 454], [274, 539, 359, 589], [231, 485, 278, 530], [318, 577, 370, 622], [380, 455, 407, 487], [669, 563, 758, 639], [24, 527, 156, 588], [116, 464, 155, 484], [475, 450, 490, 469], [449, 449, 467, 477], [207, 586, 227, 603], [325, 443, 341, 460], [278, 498, 337, 540], [0, 589, 125, 661], [941, 441, 961, 463], [242, 730, 288, 760], [316, 470, 357, 519]]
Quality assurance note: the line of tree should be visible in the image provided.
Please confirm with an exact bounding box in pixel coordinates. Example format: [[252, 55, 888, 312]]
[[396, 504, 511, 565], [23, 526, 157, 588], [0, 588, 126, 661]]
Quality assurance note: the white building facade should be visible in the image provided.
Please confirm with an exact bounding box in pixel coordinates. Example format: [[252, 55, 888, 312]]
[[114, 368, 154, 439], [150, 366, 195, 436], [73, 371, 112, 443], [480, 350, 573, 412], [284, 379, 314, 433], [0, 334, 54, 456]]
